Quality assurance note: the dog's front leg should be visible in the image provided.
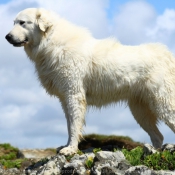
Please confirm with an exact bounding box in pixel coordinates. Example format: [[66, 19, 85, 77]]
[[59, 92, 86, 155]]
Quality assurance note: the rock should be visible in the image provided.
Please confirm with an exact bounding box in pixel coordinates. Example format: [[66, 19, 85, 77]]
[[17, 150, 25, 159], [118, 160, 131, 171], [0, 165, 4, 175], [82, 147, 95, 153], [42, 160, 59, 175], [64, 153, 95, 175], [2, 168, 24, 175], [55, 154, 67, 168], [64, 159, 84, 169], [76, 166, 88, 175], [101, 166, 119, 175], [125, 165, 153, 175], [3, 144, 175, 175], [91, 151, 125, 174], [61, 166, 75, 175], [125, 166, 175, 175], [95, 151, 125, 163], [154, 170, 175, 175], [143, 143, 158, 155], [162, 144, 175, 153]]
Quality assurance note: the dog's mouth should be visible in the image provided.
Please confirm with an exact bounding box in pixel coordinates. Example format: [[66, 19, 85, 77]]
[[12, 39, 29, 47], [5, 34, 29, 47]]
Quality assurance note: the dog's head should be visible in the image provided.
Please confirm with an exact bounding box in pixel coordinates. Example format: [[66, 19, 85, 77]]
[[5, 8, 53, 47]]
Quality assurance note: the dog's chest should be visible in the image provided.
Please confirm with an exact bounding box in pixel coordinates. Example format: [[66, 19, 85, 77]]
[[35, 59, 68, 97]]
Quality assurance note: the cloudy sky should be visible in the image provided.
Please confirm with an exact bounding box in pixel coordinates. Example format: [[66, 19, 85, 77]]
[[0, 0, 175, 149]]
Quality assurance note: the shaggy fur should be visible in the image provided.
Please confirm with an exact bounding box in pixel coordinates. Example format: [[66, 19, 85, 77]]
[[6, 8, 175, 155]]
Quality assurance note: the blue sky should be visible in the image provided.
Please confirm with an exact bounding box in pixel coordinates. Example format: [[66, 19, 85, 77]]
[[0, 0, 8, 3], [1, 0, 175, 16], [0, 0, 175, 149], [106, 0, 175, 19]]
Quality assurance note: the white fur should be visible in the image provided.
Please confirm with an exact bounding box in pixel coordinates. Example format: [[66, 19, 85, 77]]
[[6, 8, 175, 155]]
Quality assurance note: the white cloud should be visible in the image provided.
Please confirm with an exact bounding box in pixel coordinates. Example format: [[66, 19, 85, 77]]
[[111, 1, 175, 53], [0, 0, 175, 149], [146, 9, 175, 51], [112, 1, 156, 45], [36, 0, 110, 38]]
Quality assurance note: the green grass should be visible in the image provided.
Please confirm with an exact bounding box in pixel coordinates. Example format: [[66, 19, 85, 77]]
[[1, 159, 23, 169], [0, 143, 25, 169], [121, 146, 175, 170], [122, 146, 144, 166]]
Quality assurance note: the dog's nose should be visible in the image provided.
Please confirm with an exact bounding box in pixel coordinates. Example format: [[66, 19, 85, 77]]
[[5, 33, 12, 41]]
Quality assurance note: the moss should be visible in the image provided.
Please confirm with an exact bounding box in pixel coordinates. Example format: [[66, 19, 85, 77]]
[[79, 133, 143, 151]]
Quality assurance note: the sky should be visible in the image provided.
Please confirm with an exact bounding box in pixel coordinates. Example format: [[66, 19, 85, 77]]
[[0, 0, 175, 149]]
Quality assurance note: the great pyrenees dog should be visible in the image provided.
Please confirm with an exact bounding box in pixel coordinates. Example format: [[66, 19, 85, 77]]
[[6, 8, 175, 155]]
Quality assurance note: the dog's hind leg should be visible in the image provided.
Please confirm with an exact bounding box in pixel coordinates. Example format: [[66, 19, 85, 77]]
[[148, 95, 175, 135], [128, 99, 164, 148]]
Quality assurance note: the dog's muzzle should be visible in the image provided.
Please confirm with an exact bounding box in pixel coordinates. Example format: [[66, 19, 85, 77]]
[[5, 33, 13, 43], [5, 33, 28, 47]]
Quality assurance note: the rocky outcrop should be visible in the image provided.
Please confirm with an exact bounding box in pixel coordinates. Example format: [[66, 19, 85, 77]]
[[24, 144, 175, 175], [1, 144, 175, 175]]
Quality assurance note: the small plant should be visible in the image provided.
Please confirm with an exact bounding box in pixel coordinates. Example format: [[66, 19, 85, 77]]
[[0, 143, 25, 169], [85, 156, 94, 169], [143, 151, 175, 170], [113, 148, 117, 152], [65, 154, 74, 162], [40, 158, 49, 165], [122, 146, 143, 166], [77, 150, 84, 155], [93, 148, 101, 154], [0, 152, 16, 160], [65, 150, 84, 162], [122, 146, 175, 170]]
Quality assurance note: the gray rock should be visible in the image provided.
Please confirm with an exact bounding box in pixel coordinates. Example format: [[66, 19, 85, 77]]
[[70, 153, 80, 162], [42, 160, 59, 175], [0, 165, 4, 175], [76, 166, 88, 175], [63, 153, 95, 175], [3, 168, 20, 175], [125, 165, 153, 175], [9, 144, 173, 175], [118, 160, 131, 171], [143, 143, 158, 155], [154, 170, 175, 175], [64, 159, 84, 169], [101, 166, 121, 175], [95, 151, 125, 163], [61, 166, 75, 175], [82, 147, 95, 153], [162, 144, 175, 153], [91, 151, 125, 174], [55, 154, 66, 169]]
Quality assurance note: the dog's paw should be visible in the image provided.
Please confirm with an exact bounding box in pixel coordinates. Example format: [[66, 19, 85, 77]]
[[56, 145, 66, 154], [59, 146, 78, 156]]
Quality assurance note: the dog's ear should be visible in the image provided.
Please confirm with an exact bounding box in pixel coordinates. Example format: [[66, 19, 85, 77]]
[[36, 9, 52, 32]]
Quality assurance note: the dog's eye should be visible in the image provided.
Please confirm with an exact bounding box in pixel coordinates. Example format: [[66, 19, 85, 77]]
[[19, 21, 25, 25]]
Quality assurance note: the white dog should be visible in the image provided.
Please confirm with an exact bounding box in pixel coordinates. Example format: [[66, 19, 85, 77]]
[[6, 8, 175, 155]]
